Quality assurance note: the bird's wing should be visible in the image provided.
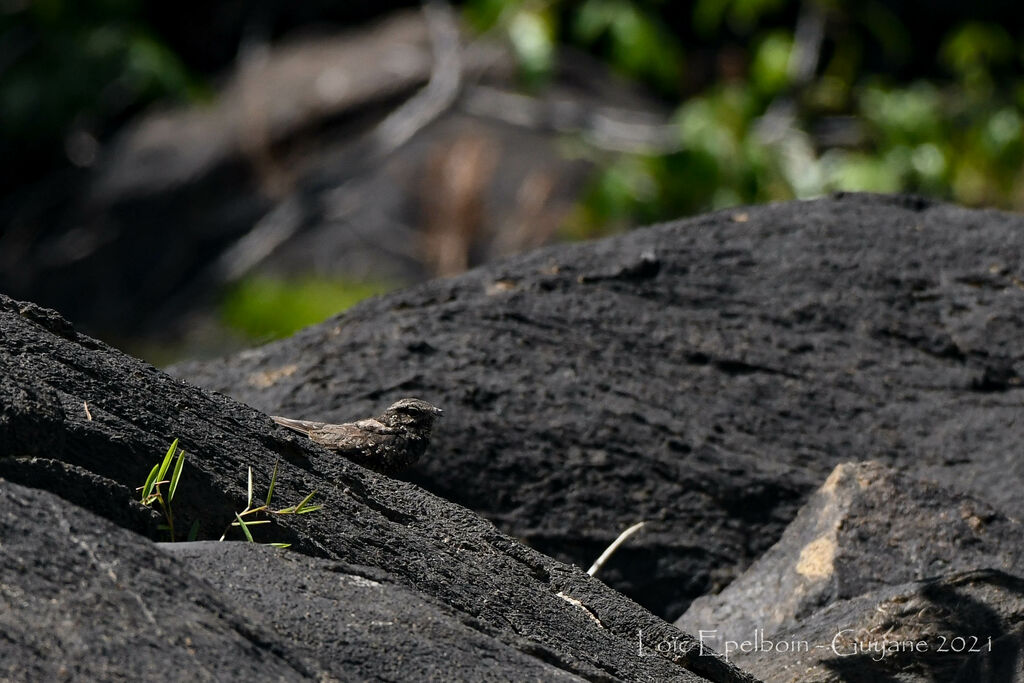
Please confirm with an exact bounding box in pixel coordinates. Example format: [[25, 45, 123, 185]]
[[312, 420, 388, 452], [350, 418, 393, 434], [271, 416, 324, 436]]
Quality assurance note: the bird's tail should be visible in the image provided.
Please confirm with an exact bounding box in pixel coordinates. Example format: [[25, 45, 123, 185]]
[[271, 415, 320, 435]]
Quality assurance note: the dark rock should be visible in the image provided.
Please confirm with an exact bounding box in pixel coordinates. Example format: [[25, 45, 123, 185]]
[[0, 481, 320, 681], [172, 193, 1024, 621], [0, 373, 65, 458], [677, 461, 1024, 649], [0, 456, 161, 537], [159, 541, 588, 681], [0, 293, 748, 682], [732, 569, 1024, 682]]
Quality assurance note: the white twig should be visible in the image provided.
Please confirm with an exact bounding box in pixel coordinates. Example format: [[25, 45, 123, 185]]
[[214, 197, 303, 282], [587, 521, 646, 577], [461, 86, 683, 154], [372, 0, 462, 155]]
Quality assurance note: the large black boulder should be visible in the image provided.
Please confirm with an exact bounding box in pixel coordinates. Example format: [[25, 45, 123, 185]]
[[173, 193, 1024, 622], [678, 461, 1024, 681], [732, 569, 1024, 682], [0, 293, 748, 682]]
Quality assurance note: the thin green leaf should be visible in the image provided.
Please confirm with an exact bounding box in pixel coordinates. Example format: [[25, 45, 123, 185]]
[[265, 459, 279, 507], [297, 505, 323, 515], [157, 439, 179, 482], [268, 543, 291, 549], [234, 512, 254, 542], [246, 467, 253, 510], [187, 520, 200, 542], [238, 505, 267, 517], [168, 449, 186, 501], [294, 490, 317, 513], [141, 463, 160, 500], [230, 519, 271, 526]]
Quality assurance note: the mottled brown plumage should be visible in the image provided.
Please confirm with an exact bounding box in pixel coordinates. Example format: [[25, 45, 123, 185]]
[[271, 398, 443, 474]]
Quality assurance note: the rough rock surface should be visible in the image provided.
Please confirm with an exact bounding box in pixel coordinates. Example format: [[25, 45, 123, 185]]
[[158, 541, 584, 681], [734, 569, 1024, 682], [677, 461, 1024, 666], [173, 193, 1024, 621], [0, 294, 749, 682], [1, 481, 315, 682]]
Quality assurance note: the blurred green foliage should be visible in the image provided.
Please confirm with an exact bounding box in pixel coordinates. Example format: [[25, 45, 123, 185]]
[[220, 276, 393, 341], [6, 0, 1024, 238], [0, 0, 202, 182], [466, 0, 1024, 236]]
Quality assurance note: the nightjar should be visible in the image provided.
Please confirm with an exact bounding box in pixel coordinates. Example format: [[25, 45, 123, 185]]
[[271, 398, 443, 475]]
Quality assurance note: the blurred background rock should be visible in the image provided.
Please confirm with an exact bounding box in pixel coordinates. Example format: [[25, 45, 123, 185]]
[[1, 0, 1022, 363]]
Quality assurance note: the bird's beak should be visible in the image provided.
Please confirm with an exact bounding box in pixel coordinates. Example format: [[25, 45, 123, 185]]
[[434, 406, 444, 416]]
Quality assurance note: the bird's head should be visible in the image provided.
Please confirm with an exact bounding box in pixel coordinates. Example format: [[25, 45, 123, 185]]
[[382, 398, 444, 429]]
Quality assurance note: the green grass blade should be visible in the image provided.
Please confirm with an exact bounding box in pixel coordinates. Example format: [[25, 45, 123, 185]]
[[234, 512, 254, 542], [294, 491, 317, 513], [187, 520, 200, 542], [168, 449, 186, 501], [246, 467, 253, 510], [268, 543, 291, 549], [296, 505, 323, 514], [141, 463, 160, 500], [157, 439, 179, 481], [265, 459, 279, 507]]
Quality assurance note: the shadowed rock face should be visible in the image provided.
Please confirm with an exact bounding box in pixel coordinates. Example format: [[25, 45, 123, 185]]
[[8, 193, 1024, 680], [0, 479, 588, 682], [0, 293, 749, 682], [173, 192, 1024, 621], [0, 481, 317, 682], [732, 569, 1024, 683], [677, 460, 1024, 680]]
